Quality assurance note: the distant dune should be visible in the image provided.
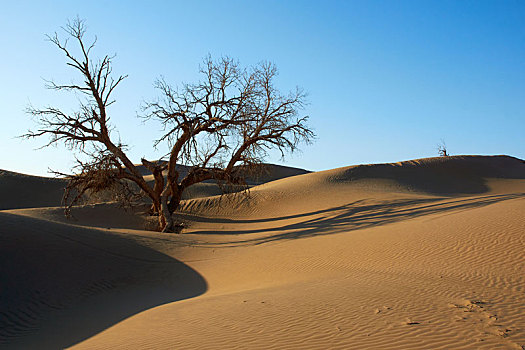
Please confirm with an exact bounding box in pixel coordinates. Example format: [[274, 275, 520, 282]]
[[0, 163, 309, 211], [181, 155, 525, 218], [137, 163, 310, 184], [1, 155, 524, 349], [328, 155, 525, 194], [0, 170, 66, 210], [142, 163, 311, 199]]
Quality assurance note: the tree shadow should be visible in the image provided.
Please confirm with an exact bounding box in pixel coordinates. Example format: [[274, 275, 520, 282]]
[[184, 193, 525, 246], [0, 212, 207, 349]]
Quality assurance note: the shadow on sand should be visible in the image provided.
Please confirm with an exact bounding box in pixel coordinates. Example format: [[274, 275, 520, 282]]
[[183, 193, 524, 246], [0, 213, 207, 349]]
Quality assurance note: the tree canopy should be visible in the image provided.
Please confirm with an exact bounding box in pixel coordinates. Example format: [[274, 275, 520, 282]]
[[24, 18, 314, 232]]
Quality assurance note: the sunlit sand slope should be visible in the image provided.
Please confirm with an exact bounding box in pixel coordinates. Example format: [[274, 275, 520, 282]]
[[1, 155, 524, 349], [74, 156, 524, 349]]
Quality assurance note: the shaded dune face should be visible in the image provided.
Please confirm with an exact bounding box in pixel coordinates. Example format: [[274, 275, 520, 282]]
[[138, 163, 310, 184], [0, 163, 309, 210], [328, 155, 525, 195], [142, 163, 311, 200], [0, 213, 207, 349], [0, 170, 66, 210], [180, 155, 525, 220]]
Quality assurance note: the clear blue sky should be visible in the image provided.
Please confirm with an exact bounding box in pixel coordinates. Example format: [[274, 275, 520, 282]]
[[1, 0, 524, 176]]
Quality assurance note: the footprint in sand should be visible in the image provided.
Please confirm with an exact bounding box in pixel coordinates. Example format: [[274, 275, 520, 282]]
[[448, 298, 520, 346], [374, 306, 391, 315]]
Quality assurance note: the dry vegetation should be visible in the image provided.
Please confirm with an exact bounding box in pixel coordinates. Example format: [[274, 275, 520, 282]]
[[24, 18, 313, 232]]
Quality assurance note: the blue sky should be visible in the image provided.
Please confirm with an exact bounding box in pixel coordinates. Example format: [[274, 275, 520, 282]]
[[1, 0, 524, 176]]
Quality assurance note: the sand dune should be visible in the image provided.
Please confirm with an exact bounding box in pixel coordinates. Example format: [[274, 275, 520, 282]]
[[0, 163, 307, 211], [142, 163, 310, 199], [0, 213, 206, 349], [179, 155, 525, 220], [0, 170, 66, 210], [138, 163, 310, 184], [1, 155, 524, 349]]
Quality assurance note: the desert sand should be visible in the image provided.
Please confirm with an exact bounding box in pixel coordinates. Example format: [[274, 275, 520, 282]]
[[1, 155, 524, 349]]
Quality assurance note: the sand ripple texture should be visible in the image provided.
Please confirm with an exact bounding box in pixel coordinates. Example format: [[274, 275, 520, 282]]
[[1, 155, 524, 349]]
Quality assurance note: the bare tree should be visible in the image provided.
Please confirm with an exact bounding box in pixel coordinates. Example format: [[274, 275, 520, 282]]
[[24, 19, 160, 213], [437, 139, 449, 157], [24, 18, 314, 232]]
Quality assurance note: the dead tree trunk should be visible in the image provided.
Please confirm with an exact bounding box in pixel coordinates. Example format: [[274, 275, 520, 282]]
[[26, 20, 314, 233]]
